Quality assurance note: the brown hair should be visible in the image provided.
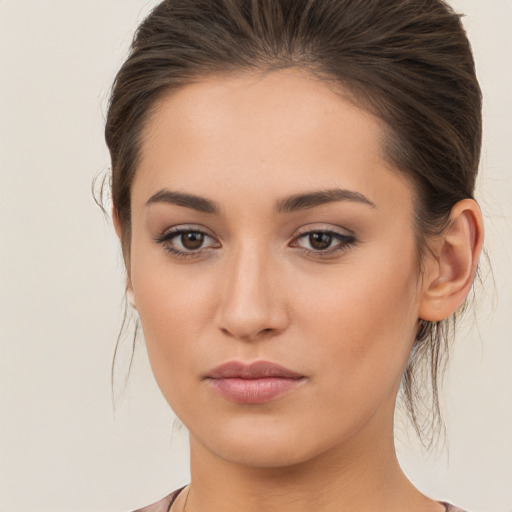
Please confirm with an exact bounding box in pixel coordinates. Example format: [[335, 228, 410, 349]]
[[104, 0, 482, 445]]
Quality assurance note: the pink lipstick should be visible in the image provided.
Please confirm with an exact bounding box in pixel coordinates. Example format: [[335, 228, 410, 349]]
[[205, 361, 305, 404]]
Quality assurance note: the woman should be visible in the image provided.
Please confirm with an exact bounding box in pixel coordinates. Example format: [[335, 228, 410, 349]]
[[105, 1, 484, 511]]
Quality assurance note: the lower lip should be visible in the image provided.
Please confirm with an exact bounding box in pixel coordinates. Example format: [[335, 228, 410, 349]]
[[207, 377, 304, 404]]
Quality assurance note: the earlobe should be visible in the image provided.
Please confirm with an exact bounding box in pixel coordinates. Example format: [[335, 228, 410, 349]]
[[419, 199, 484, 322], [126, 283, 137, 310]]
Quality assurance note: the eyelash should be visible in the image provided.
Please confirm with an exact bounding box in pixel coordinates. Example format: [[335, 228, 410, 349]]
[[153, 227, 356, 260], [153, 227, 219, 259], [291, 230, 356, 257]]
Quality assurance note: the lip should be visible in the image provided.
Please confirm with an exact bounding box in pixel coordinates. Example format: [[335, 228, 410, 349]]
[[205, 360, 305, 404]]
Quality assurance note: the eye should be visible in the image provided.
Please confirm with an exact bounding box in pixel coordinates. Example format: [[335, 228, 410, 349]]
[[291, 229, 356, 256], [154, 227, 220, 258]]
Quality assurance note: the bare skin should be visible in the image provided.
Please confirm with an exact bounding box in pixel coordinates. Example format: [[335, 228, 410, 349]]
[[115, 69, 483, 512]]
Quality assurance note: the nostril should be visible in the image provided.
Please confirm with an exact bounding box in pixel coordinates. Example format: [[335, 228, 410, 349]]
[[219, 325, 280, 341]]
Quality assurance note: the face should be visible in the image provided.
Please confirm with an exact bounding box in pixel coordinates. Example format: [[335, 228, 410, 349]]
[[127, 69, 427, 468]]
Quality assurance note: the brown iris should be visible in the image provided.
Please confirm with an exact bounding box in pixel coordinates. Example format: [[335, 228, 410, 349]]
[[309, 232, 333, 250], [181, 231, 205, 250]]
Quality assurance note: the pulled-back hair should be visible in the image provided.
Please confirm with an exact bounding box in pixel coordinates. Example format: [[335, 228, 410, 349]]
[[104, 0, 482, 445]]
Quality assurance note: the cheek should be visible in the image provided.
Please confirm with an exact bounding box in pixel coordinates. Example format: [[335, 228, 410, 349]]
[[296, 249, 420, 395], [129, 252, 217, 396], [131, 232, 217, 330]]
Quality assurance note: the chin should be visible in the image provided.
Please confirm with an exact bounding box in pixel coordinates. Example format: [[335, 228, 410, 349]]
[[188, 413, 359, 471], [207, 436, 321, 469]]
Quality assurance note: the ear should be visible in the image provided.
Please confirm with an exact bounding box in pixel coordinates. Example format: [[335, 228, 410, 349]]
[[419, 199, 484, 322], [112, 206, 136, 309]]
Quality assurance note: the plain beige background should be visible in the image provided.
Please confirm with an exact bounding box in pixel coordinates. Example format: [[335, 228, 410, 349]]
[[0, 1, 511, 511]]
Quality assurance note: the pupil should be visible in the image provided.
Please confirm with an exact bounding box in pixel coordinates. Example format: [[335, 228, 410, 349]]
[[310, 232, 332, 250], [182, 232, 204, 250]]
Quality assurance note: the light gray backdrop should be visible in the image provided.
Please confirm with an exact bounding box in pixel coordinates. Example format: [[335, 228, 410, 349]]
[[0, 1, 511, 511]]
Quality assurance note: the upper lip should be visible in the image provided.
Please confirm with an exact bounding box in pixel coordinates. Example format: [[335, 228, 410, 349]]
[[206, 360, 304, 380]]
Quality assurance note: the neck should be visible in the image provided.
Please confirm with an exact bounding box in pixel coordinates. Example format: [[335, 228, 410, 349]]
[[183, 404, 441, 512]]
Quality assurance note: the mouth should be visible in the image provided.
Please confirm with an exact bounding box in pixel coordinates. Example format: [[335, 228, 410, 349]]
[[205, 360, 306, 404]]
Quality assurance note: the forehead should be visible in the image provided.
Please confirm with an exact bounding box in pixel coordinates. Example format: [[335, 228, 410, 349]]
[[133, 69, 412, 213]]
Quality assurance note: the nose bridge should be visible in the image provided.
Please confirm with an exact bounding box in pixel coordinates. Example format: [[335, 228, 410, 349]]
[[217, 239, 288, 340]]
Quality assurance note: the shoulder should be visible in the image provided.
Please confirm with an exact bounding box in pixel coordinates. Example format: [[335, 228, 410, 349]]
[[131, 487, 184, 512]]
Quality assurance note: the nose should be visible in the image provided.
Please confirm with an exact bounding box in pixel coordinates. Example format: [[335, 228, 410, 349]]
[[215, 244, 290, 341]]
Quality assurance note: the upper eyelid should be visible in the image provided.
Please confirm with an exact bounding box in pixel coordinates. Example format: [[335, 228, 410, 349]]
[[155, 225, 215, 239], [292, 223, 356, 237]]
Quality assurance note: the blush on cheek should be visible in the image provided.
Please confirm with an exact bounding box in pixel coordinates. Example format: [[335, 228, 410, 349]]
[[316, 263, 418, 365]]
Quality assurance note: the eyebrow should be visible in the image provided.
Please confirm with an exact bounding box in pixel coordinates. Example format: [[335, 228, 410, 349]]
[[146, 189, 220, 214], [145, 187, 376, 214], [276, 188, 376, 213]]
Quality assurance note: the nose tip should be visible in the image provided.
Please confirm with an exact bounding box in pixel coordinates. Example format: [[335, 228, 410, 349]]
[[215, 252, 289, 341], [218, 310, 286, 341]]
